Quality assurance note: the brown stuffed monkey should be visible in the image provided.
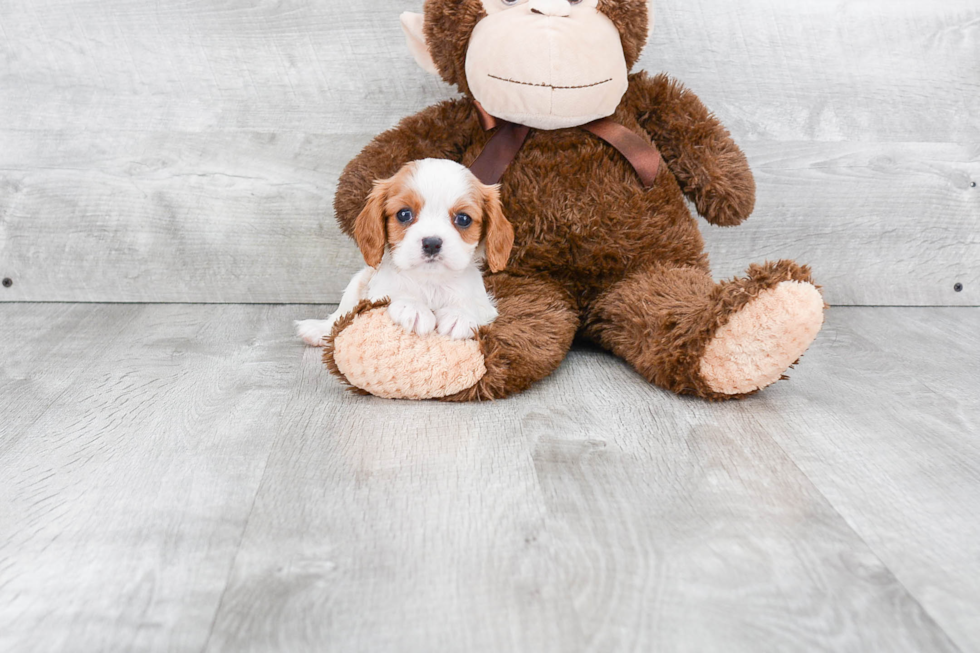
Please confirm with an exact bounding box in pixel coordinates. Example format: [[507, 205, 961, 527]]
[[322, 0, 825, 401]]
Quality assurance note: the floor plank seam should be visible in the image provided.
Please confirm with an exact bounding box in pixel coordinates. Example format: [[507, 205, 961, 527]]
[[3, 304, 978, 650], [198, 312, 292, 653], [743, 411, 967, 653], [199, 441, 276, 653], [1, 308, 143, 451]]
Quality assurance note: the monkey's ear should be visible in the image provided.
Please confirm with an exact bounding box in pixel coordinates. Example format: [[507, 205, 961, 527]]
[[481, 184, 514, 273], [353, 181, 389, 268], [400, 12, 439, 76], [646, 0, 656, 40]]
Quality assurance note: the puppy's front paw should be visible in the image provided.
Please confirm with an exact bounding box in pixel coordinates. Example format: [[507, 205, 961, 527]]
[[435, 309, 480, 340], [388, 301, 437, 336], [295, 318, 336, 347]]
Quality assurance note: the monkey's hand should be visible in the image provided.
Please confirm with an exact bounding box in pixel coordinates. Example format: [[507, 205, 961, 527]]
[[630, 72, 756, 227]]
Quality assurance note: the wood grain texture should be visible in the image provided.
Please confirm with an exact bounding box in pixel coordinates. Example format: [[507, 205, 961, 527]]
[[205, 314, 972, 653], [1, 135, 976, 305], [0, 304, 142, 437], [706, 141, 980, 306], [0, 0, 975, 140], [0, 304, 296, 652], [0, 131, 364, 302], [0, 0, 978, 305], [744, 307, 980, 651], [2, 303, 979, 651]]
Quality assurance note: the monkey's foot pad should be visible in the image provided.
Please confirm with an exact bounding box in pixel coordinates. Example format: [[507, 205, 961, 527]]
[[700, 281, 825, 396], [324, 303, 486, 400]]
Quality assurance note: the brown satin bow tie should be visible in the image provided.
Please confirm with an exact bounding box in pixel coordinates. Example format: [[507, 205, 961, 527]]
[[469, 100, 662, 188]]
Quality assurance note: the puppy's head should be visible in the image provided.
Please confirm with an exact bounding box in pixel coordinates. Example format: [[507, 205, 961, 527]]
[[353, 159, 514, 273]]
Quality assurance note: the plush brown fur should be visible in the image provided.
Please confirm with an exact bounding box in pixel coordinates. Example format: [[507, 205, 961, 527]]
[[583, 260, 818, 401], [329, 0, 818, 401], [444, 273, 579, 401]]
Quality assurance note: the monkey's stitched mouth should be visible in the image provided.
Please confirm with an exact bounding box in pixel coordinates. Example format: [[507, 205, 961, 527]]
[[487, 74, 612, 90]]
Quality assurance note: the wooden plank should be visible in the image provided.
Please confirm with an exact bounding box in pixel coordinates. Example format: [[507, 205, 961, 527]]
[[2, 135, 976, 305], [3, 304, 979, 650], [0, 304, 316, 652], [0, 0, 975, 141], [0, 131, 365, 303], [705, 141, 980, 306], [654, 1, 980, 144], [205, 317, 960, 651], [1, 0, 978, 306], [740, 307, 980, 651], [0, 304, 142, 450]]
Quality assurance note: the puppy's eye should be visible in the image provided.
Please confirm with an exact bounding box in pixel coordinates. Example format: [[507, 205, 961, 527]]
[[396, 208, 414, 224], [454, 213, 473, 228]]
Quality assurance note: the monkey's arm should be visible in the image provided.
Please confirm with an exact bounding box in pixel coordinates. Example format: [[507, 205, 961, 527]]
[[629, 72, 755, 227], [334, 99, 479, 237]]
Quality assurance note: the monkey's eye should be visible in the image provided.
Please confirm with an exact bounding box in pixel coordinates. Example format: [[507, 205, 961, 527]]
[[568, 0, 582, 3], [396, 208, 414, 224], [501, 0, 521, 5], [454, 213, 473, 228]]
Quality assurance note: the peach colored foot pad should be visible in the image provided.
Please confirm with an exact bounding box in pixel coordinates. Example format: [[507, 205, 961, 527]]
[[700, 281, 825, 396], [332, 307, 487, 400]]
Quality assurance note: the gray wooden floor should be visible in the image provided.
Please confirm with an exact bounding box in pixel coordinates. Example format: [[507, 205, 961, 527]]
[[1, 304, 978, 653]]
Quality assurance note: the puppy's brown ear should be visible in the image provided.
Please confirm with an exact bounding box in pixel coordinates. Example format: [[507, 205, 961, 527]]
[[353, 180, 389, 268], [481, 183, 514, 273]]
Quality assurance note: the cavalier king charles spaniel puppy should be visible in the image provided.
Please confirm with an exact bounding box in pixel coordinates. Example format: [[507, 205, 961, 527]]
[[297, 158, 514, 345]]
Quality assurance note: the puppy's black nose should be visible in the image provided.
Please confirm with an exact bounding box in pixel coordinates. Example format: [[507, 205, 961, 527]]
[[422, 237, 442, 257]]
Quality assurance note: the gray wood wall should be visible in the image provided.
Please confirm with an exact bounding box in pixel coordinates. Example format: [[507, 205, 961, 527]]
[[1, 0, 977, 306]]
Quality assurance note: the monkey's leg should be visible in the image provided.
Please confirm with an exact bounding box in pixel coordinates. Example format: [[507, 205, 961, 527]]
[[443, 274, 579, 401], [583, 261, 825, 400], [323, 274, 578, 401]]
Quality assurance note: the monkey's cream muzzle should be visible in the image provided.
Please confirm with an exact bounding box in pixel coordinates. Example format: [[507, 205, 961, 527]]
[[463, 3, 629, 130]]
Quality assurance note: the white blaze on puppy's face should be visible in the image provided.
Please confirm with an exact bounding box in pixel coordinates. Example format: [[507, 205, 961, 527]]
[[353, 159, 513, 275], [386, 159, 484, 273]]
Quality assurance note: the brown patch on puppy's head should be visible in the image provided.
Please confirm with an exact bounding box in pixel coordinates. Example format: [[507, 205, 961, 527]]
[[353, 184, 388, 268], [445, 176, 512, 272], [480, 183, 513, 273], [384, 181, 425, 251], [357, 160, 513, 273], [450, 193, 485, 248], [353, 163, 421, 267]]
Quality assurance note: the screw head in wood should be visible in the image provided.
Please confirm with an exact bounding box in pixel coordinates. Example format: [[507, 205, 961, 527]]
[[1, 278, 12, 288], [954, 283, 964, 292]]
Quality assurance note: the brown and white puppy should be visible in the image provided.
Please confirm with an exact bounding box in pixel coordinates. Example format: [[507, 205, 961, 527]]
[[297, 158, 514, 344]]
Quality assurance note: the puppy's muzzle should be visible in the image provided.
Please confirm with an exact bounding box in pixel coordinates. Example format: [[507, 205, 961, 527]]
[[421, 237, 443, 258]]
